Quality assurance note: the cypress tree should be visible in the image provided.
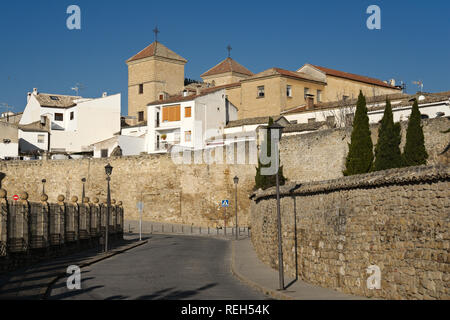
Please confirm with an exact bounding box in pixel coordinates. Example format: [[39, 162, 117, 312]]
[[343, 91, 374, 176], [403, 99, 428, 166], [373, 98, 403, 171], [254, 117, 286, 190]]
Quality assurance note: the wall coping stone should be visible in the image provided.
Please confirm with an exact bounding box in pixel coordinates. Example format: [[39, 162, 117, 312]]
[[251, 164, 450, 201]]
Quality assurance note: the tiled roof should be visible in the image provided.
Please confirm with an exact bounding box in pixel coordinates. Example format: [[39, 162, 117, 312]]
[[127, 41, 187, 63], [311, 65, 400, 89], [147, 83, 235, 106], [246, 68, 326, 83], [225, 116, 286, 128], [201, 58, 253, 77], [18, 120, 49, 133], [34, 93, 79, 109]]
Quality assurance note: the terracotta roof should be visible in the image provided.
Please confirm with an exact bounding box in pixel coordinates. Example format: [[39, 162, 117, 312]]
[[147, 84, 234, 106], [311, 65, 400, 89], [127, 41, 187, 63], [246, 68, 326, 83], [34, 93, 79, 109], [201, 58, 253, 77]]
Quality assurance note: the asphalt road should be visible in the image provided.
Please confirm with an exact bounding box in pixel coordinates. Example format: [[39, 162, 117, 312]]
[[49, 234, 268, 300]]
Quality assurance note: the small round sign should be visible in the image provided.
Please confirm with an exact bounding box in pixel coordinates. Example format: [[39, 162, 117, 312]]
[[13, 195, 19, 201]]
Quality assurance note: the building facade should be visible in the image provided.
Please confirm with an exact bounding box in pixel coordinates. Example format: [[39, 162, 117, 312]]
[[126, 41, 187, 124]]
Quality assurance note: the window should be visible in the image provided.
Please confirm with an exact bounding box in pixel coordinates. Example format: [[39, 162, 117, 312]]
[[185, 107, 192, 118], [159, 94, 164, 101], [287, 85, 292, 97], [37, 135, 45, 144], [326, 115, 336, 124], [304, 87, 310, 98], [257, 86, 265, 98], [138, 111, 144, 122], [70, 112, 74, 120], [343, 95, 349, 101], [50, 96, 60, 101], [290, 120, 298, 124], [185, 131, 192, 142], [162, 105, 181, 122], [308, 118, 316, 123], [317, 90, 322, 102], [139, 84, 144, 94], [101, 149, 108, 158], [55, 113, 63, 121]]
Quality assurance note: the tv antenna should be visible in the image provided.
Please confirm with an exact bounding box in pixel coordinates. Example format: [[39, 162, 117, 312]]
[[0, 103, 14, 121], [71, 83, 86, 96], [412, 80, 423, 93]]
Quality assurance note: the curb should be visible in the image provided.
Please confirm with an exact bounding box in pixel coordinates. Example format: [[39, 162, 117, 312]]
[[41, 240, 148, 299], [230, 240, 293, 300]]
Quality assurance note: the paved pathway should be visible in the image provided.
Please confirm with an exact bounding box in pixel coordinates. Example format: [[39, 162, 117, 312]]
[[49, 234, 268, 300], [232, 238, 366, 300]]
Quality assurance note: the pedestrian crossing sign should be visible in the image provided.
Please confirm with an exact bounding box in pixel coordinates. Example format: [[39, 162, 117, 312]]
[[221, 200, 229, 207]]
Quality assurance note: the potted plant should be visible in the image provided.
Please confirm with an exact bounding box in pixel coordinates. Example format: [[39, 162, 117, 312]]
[[161, 134, 167, 141]]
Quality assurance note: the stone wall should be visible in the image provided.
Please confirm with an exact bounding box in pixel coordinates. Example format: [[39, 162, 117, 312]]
[[281, 117, 449, 183], [250, 165, 450, 299], [0, 153, 256, 228], [0, 117, 448, 229]]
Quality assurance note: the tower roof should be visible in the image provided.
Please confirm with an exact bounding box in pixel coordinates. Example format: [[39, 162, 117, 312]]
[[127, 41, 187, 63], [201, 57, 253, 78]]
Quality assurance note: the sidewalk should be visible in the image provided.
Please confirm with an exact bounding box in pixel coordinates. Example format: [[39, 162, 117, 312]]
[[231, 238, 367, 300], [0, 236, 147, 300]]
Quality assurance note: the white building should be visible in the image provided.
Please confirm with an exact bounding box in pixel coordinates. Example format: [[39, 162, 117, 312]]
[[19, 88, 121, 155], [0, 121, 19, 160], [91, 134, 147, 158], [146, 87, 238, 153], [281, 91, 450, 127]]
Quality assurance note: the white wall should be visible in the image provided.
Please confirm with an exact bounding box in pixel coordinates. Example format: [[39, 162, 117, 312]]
[[50, 94, 121, 152], [93, 135, 146, 158], [0, 143, 18, 159], [18, 130, 48, 153]]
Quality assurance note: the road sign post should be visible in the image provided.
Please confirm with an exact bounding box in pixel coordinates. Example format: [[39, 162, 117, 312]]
[[137, 201, 143, 241], [221, 200, 229, 236]]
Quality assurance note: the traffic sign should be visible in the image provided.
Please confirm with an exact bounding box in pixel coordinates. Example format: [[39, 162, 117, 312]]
[[221, 200, 229, 207], [13, 195, 19, 201]]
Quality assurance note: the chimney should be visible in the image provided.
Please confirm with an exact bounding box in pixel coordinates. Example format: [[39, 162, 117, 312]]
[[102, 92, 108, 98], [183, 90, 189, 97], [306, 94, 314, 110], [27, 92, 32, 102], [389, 79, 396, 87], [196, 87, 201, 95], [32, 88, 38, 96]]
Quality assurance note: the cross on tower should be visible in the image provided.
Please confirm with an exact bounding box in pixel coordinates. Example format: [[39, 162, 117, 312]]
[[227, 45, 232, 58], [153, 26, 160, 42]]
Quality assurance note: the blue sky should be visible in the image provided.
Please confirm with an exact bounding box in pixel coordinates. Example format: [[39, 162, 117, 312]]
[[0, 0, 449, 115]]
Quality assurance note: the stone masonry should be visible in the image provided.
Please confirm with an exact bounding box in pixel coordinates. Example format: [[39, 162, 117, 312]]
[[250, 165, 450, 300]]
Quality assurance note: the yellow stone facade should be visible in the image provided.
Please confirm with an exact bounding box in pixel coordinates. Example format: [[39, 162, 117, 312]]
[[202, 72, 250, 87], [127, 57, 185, 122]]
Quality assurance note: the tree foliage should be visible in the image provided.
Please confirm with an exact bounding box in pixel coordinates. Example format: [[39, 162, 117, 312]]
[[403, 99, 428, 166], [373, 98, 403, 171], [254, 117, 286, 190], [343, 91, 374, 176]]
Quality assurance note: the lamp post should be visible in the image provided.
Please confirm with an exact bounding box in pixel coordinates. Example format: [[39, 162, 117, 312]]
[[41, 179, 46, 194], [233, 176, 239, 240], [104, 164, 113, 252], [81, 178, 86, 201], [267, 122, 284, 291]]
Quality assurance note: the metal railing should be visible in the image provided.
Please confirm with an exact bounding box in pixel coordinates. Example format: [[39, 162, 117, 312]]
[[125, 220, 251, 239]]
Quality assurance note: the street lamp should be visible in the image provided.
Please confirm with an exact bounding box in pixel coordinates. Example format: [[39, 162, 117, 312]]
[[81, 178, 86, 201], [233, 176, 239, 240], [267, 122, 284, 291], [104, 164, 113, 252], [41, 179, 46, 194]]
